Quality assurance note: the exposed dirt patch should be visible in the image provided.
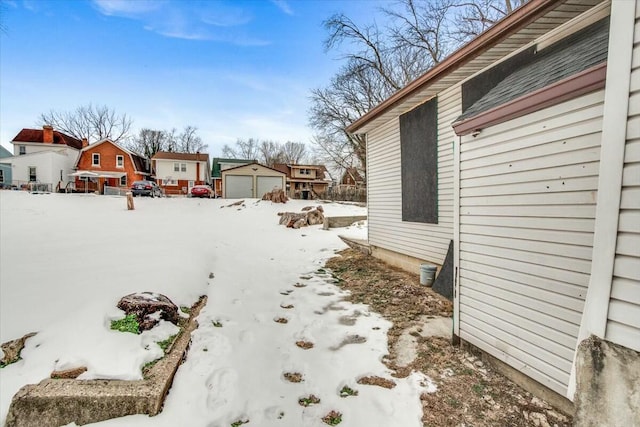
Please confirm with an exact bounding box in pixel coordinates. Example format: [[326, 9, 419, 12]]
[[274, 317, 289, 324], [325, 249, 573, 427], [295, 340, 314, 349], [357, 375, 396, 389], [321, 410, 343, 425], [298, 394, 321, 407], [283, 372, 304, 383]]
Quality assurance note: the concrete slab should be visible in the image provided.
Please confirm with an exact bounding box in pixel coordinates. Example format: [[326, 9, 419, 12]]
[[394, 316, 452, 367], [5, 296, 207, 427]]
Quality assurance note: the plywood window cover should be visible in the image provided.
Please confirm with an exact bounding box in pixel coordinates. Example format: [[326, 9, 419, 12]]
[[452, 62, 607, 136]]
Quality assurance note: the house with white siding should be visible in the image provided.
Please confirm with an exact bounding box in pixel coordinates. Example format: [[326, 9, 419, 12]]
[[8, 125, 84, 191], [152, 151, 211, 196], [348, 0, 639, 419]]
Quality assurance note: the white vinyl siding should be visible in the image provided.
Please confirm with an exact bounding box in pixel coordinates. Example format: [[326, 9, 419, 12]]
[[367, 84, 460, 264], [457, 90, 605, 396], [605, 13, 640, 351]]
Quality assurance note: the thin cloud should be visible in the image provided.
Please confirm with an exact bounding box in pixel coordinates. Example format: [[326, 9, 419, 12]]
[[91, 0, 268, 45], [200, 8, 252, 27], [271, 0, 293, 16], [92, 0, 162, 17]]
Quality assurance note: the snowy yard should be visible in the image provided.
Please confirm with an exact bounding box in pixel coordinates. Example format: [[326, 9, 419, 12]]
[[0, 191, 432, 427]]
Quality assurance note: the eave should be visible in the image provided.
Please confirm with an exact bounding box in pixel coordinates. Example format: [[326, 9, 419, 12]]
[[346, 0, 604, 135]]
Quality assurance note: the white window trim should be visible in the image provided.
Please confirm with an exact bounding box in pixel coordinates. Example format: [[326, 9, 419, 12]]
[[174, 162, 180, 172], [116, 155, 124, 168], [92, 153, 100, 166], [181, 163, 187, 172], [163, 178, 178, 186], [19, 145, 26, 155], [120, 175, 127, 186]]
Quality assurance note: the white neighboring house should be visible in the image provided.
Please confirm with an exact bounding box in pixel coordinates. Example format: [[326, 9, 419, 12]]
[[151, 151, 211, 196], [9, 125, 85, 191]]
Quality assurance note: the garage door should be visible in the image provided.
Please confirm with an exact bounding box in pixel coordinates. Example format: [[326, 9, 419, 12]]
[[225, 175, 253, 198], [257, 176, 283, 197]]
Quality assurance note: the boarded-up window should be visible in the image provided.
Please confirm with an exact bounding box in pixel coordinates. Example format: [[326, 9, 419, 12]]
[[400, 97, 438, 223]]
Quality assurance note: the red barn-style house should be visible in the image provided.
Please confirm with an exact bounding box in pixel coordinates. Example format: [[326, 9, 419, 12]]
[[72, 139, 151, 193]]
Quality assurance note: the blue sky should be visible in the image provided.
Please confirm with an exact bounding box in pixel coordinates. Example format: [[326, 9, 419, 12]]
[[0, 0, 391, 156]]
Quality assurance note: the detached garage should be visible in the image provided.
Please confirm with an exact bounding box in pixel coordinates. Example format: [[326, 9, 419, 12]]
[[221, 162, 286, 199]]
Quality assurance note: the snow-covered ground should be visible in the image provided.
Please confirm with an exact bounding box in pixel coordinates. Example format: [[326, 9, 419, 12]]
[[0, 191, 433, 426]]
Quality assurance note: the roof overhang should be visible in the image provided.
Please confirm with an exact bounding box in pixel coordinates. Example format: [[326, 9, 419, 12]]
[[347, 0, 605, 135], [452, 62, 607, 136], [70, 170, 126, 178]]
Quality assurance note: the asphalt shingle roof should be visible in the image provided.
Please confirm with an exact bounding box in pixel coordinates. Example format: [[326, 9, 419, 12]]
[[456, 17, 610, 123], [11, 128, 83, 150]]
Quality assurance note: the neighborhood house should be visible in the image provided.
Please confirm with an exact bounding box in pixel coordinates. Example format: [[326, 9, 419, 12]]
[[152, 151, 211, 196], [72, 139, 151, 193], [272, 163, 330, 199], [8, 125, 83, 191]]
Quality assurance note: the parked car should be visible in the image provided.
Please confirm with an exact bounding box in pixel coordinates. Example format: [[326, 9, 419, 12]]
[[130, 180, 162, 197], [190, 185, 215, 198]]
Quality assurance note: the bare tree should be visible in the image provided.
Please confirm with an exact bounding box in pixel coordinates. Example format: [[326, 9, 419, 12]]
[[281, 141, 307, 164], [257, 140, 282, 166], [223, 138, 309, 166], [222, 138, 260, 161], [452, 0, 527, 41], [127, 125, 206, 158], [127, 129, 168, 158], [309, 0, 528, 178], [170, 125, 207, 153], [39, 104, 133, 143]]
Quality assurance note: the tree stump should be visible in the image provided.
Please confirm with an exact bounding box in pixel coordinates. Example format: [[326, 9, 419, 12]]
[[126, 192, 134, 210], [262, 189, 288, 203]]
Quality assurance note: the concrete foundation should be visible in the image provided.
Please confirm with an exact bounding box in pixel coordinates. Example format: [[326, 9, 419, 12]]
[[338, 236, 370, 255], [574, 335, 640, 427], [370, 245, 441, 277], [5, 296, 207, 427]]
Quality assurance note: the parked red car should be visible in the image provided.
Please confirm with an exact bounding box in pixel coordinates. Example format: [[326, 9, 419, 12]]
[[190, 185, 215, 198]]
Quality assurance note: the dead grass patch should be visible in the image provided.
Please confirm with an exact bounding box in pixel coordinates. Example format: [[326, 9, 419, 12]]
[[357, 375, 396, 389], [325, 249, 572, 427], [283, 372, 303, 383], [295, 340, 314, 349]]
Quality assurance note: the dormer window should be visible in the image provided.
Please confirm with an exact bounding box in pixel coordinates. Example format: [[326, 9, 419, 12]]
[[116, 155, 124, 168], [92, 153, 100, 166]]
